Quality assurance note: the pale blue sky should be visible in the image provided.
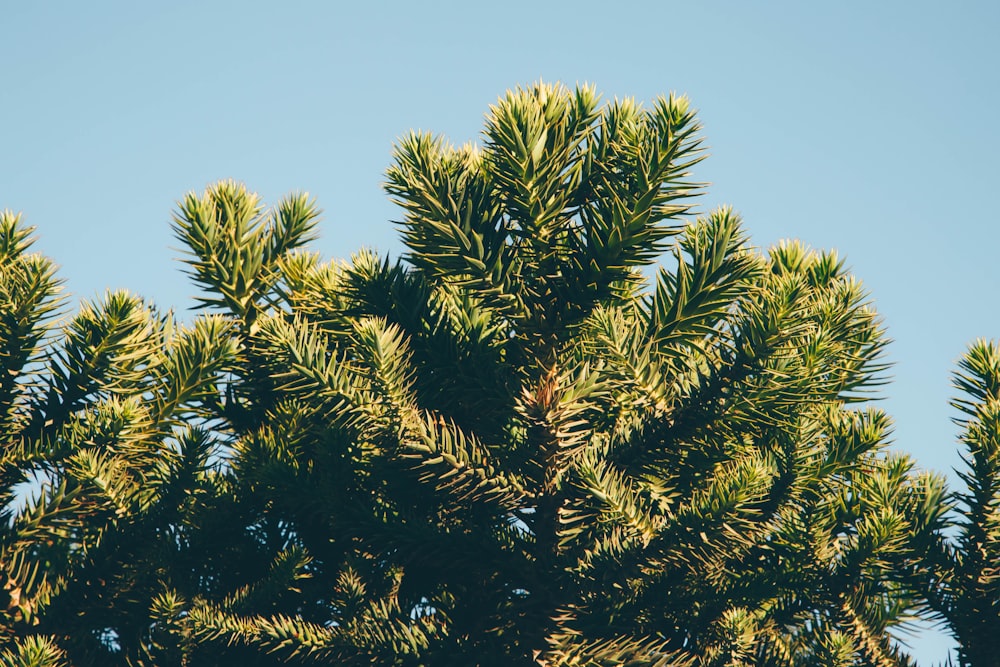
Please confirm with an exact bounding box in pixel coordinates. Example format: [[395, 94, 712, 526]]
[[3, 2, 997, 660]]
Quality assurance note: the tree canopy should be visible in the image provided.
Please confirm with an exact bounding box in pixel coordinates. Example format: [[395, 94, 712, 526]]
[[1, 83, 997, 666]]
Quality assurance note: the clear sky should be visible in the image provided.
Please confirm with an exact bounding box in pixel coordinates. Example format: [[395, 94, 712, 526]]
[[3, 2, 997, 660]]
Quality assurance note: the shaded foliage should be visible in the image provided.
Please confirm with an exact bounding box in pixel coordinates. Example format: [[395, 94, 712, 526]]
[[0, 83, 992, 666]]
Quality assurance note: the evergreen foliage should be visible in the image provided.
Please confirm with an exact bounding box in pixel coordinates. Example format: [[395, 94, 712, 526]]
[[0, 83, 994, 666], [909, 340, 1000, 665]]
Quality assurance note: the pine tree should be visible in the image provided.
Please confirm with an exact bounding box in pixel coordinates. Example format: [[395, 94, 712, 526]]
[[163, 84, 945, 665], [1, 83, 974, 666], [0, 209, 258, 665], [905, 340, 1000, 666]]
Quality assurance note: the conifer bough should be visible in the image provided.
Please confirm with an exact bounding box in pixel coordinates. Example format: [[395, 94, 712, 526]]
[[0, 83, 995, 666]]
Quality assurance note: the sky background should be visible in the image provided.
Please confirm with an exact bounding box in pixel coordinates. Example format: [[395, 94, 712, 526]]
[[4, 2, 998, 660]]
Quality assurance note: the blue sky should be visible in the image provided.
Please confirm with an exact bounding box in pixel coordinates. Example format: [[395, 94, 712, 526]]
[[3, 2, 997, 660]]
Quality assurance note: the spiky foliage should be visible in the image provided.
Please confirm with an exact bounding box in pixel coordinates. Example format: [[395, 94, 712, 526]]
[[1, 84, 971, 666], [904, 340, 1000, 666], [157, 84, 945, 665], [0, 209, 253, 665]]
